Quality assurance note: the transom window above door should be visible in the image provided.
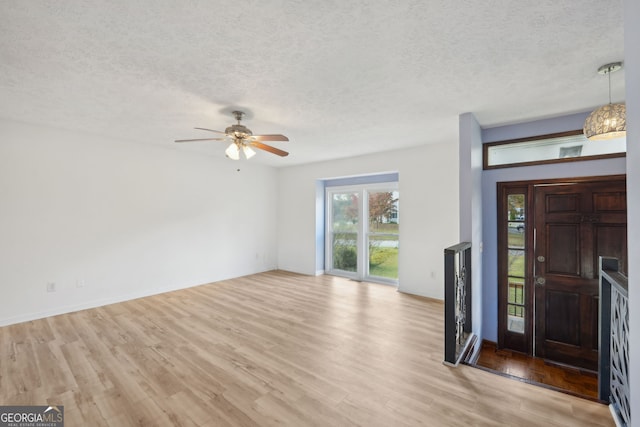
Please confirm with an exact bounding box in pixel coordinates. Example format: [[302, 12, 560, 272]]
[[484, 130, 626, 169]]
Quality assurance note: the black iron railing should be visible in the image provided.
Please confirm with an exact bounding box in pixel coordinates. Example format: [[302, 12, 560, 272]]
[[599, 257, 630, 426], [444, 242, 473, 366]]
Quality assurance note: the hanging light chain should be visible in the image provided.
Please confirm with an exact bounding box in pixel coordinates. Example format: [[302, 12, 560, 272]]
[[597, 62, 622, 105]]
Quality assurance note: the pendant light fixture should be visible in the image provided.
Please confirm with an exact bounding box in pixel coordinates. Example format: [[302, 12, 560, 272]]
[[583, 62, 626, 141]]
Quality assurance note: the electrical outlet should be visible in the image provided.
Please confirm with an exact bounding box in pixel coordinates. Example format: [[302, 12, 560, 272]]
[[46, 282, 56, 292], [76, 279, 85, 288]]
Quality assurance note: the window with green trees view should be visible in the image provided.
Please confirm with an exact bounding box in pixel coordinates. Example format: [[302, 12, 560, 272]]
[[327, 185, 399, 284]]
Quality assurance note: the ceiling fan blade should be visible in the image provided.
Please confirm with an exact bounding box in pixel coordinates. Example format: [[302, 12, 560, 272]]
[[250, 141, 289, 157], [252, 134, 289, 142], [174, 137, 226, 143], [194, 127, 227, 134]]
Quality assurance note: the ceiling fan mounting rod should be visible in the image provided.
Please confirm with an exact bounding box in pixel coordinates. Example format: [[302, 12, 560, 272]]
[[232, 110, 245, 124]]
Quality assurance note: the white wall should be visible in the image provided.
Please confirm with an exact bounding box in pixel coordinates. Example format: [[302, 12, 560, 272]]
[[624, 0, 639, 422], [0, 119, 278, 326], [277, 143, 459, 299]]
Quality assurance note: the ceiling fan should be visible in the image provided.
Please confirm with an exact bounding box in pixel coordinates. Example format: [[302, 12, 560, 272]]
[[175, 111, 290, 160]]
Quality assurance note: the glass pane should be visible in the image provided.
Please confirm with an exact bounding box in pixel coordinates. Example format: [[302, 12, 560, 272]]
[[332, 232, 357, 272], [508, 278, 524, 304], [508, 250, 525, 277], [368, 235, 398, 279], [507, 194, 525, 249], [507, 194, 525, 221], [487, 133, 625, 168], [508, 304, 525, 318], [507, 304, 525, 334], [507, 223, 525, 248], [332, 192, 359, 232], [368, 190, 399, 232], [505, 192, 526, 335]]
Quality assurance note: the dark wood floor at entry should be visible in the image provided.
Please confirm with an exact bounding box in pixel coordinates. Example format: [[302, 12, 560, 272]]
[[474, 341, 599, 400]]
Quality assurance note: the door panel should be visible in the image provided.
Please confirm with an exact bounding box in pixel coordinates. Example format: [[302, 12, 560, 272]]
[[547, 194, 579, 212], [593, 192, 626, 212], [594, 225, 627, 273], [545, 290, 580, 345], [547, 224, 580, 275], [534, 179, 626, 371]]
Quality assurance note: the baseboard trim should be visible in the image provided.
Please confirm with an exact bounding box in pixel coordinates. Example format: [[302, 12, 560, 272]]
[[443, 333, 477, 367], [463, 335, 482, 365], [609, 404, 624, 427], [0, 282, 201, 327]]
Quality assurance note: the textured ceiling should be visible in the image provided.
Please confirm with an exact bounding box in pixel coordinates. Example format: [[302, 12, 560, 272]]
[[0, 1, 625, 166]]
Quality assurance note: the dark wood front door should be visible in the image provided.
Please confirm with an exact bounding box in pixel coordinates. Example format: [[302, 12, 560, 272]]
[[534, 179, 627, 370]]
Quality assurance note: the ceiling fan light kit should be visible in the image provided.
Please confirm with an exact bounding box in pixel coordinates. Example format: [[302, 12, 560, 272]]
[[225, 142, 240, 160], [583, 62, 626, 141], [242, 145, 256, 159], [175, 110, 290, 160]]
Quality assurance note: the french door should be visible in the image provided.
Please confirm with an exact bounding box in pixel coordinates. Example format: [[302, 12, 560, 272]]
[[326, 184, 399, 284]]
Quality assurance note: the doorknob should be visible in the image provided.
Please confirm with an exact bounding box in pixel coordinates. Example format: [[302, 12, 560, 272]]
[[535, 277, 546, 285], [537, 255, 545, 262]]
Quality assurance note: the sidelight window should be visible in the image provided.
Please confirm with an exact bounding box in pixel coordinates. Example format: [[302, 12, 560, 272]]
[[498, 184, 532, 354], [507, 194, 526, 333]]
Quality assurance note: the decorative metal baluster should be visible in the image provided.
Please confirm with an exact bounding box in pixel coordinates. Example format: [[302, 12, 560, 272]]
[[599, 257, 630, 426], [456, 264, 466, 346], [610, 285, 630, 426], [444, 242, 473, 366]]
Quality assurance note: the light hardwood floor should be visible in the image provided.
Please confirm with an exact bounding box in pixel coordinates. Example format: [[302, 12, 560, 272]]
[[0, 271, 613, 426]]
